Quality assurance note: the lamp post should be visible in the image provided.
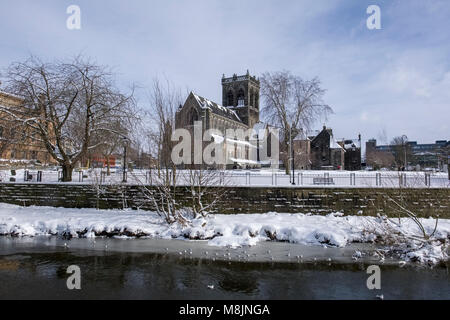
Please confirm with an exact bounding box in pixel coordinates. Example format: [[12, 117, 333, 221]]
[[291, 133, 295, 185], [122, 136, 128, 183], [402, 134, 408, 171], [289, 124, 295, 185]]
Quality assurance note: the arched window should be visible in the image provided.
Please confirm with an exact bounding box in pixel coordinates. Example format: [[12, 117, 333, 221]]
[[189, 108, 199, 125], [250, 90, 255, 107], [237, 89, 245, 106], [255, 95, 259, 109], [227, 91, 234, 107]]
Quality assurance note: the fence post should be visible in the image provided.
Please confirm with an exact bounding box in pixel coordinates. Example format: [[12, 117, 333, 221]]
[[400, 173, 406, 187], [350, 173, 355, 186], [376, 173, 381, 186], [246, 172, 250, 185], [298, 172, 302, 185], [425, 173, 430, 187], [24, 170, 28, 182]]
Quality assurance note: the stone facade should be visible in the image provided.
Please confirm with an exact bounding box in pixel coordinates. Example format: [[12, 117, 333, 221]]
[[310, 127, 345, 170], [339, 136, 362, 171], [221, 71, 260, 128], [0, 91, 54, 165], [175, 72, 263, 169], [0, 183, 448, 218]]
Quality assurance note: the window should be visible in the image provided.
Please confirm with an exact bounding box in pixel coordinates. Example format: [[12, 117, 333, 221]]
[[189, 108, 199, 124], [237, 89, 245, 106], [227, 91, 234, 107]]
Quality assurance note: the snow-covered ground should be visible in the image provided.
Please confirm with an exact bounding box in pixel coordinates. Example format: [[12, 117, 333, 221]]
[[0, 168, 448, 188], [0, 203, 448, 264]]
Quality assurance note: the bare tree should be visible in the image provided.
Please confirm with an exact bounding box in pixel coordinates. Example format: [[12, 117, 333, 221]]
[[1, 56, 136, 181], [91, 119, 129, 175], [390, 135, 412, 171], [260, 71, 332, 174], [146, 78, 183, 177]]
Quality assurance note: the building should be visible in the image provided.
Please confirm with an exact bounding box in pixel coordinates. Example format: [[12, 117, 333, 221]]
[[0, 91, 54, 166], [366, 138, 449, 170], [309, 126, 345, 170], [338, 135, 362, 171], [175, 71, 264, 169]]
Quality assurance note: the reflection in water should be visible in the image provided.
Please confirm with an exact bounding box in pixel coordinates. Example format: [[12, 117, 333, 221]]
[[0, 249, 449, 300]]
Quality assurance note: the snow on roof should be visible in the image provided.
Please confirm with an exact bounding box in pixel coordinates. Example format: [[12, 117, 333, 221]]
[[226, 137, 257, 148], [192, 92, 242, 123], [229, 157, 259, 165], [330, 136, 345, 150]]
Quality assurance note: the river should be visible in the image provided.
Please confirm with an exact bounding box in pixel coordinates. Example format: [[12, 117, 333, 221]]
[[0, 237, 448, 299]]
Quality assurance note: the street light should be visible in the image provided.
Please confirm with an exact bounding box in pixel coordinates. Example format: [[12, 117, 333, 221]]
[[122, 136, 129, 183], [289, 124, 295, 185], [401, 134, 408, 171]]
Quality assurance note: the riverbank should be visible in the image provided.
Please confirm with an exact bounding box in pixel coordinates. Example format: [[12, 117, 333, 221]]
[[0, 203, 448, 265]]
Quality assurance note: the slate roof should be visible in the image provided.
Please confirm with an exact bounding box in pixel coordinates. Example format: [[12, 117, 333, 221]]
[[191, 92, 242, 123]]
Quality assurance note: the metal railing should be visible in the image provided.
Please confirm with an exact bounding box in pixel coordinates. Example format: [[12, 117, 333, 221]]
[[1, 169, 448, 188]]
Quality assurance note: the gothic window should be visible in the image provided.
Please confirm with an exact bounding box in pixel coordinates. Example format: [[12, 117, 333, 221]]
[[250, 90, 255, 107], [227, 91, 234, 107], [237, 89, 245, 106], [189, 108, 199, 125], [255, 95, 259, 109]]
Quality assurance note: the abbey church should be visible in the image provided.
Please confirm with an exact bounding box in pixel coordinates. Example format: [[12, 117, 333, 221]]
[[175, 71, 266, 168]]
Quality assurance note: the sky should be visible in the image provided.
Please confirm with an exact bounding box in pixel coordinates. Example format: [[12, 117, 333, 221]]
[[0, 0, 449, 145]]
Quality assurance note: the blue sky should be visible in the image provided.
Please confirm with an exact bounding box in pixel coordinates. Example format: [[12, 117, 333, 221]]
[[1, 0, 449, 144]]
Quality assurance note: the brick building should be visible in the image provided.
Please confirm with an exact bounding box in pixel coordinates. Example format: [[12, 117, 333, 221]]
[[0, 91, 55, 165]]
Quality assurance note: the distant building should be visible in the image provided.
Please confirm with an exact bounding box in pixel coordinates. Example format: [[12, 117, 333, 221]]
[[366, 138, 449, 170], [0, 90, 55, 165], [338, 135, 362, 171], [292, 135, 312, 170], [310, 126, 345, 170]]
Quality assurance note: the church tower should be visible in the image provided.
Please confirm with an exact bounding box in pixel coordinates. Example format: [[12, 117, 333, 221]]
[[222, 70, 260, 128]]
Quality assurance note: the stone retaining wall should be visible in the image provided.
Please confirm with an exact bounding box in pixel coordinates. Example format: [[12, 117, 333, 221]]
[[0, 183, 448, 218]]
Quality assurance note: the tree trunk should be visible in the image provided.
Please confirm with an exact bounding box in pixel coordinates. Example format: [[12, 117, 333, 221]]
[[283, 142, 290, 175], [106, 155, 111, 176], [61, 164, 74, 182]]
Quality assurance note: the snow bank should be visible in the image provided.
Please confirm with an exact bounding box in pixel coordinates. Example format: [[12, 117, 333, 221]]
[[0, 203, 448, 264]]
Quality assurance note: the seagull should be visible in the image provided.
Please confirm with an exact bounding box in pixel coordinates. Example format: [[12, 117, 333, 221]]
[[376, 294, 384, 300], [207, 284, 214, 290]]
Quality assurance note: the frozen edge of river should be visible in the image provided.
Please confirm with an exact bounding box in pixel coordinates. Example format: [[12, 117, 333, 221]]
[[0, 203, 448, 266]]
